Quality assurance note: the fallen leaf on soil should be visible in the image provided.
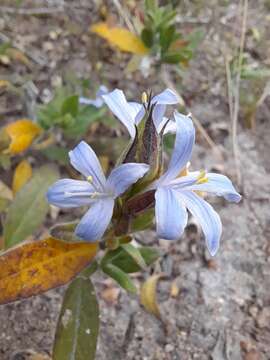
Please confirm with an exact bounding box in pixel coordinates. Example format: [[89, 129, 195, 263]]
[[0, 237, 98, 305], [91, 22, 149, 55], [140, 273, 165, 319], [5, 119, 42, 155], [12, 159, 32, 194]]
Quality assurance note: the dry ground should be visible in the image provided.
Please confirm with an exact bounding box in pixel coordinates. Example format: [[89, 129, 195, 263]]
[[0, 1, 270, 359]]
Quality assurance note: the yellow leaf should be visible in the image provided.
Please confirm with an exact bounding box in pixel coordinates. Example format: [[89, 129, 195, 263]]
[[91, 22, 148, 55], [140, 273, 164, 319], [12, 159, 32, 194], [5, 119, 42, 155], [0, 237, 98, 305]]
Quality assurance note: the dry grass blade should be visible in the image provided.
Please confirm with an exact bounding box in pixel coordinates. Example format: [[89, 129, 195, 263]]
[[230, 0, 249, 185]]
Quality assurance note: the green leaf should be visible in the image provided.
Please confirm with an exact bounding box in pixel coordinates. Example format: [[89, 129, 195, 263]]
[[131, 208, 154, 232], [160, 25, 176, 52], [3, 165, 59, 248], [37, 88, 69, 130], [162, 51, 188, 64], [61, 95, 79, 117], [121, 243, 146, 270], [63, 106, 106, 138], [53, 276, 99, 360], [141, 28, 154, 48], [102, 263, 137, 293], [42, 146, 69, 165], [102, 246, 160, 274]]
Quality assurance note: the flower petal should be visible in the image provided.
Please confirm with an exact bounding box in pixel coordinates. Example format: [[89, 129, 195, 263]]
[[178, 191, 222, 256], [79, 85, 108, 108], [69, 141, 106, 190], [106, 163, 149, 197], [128, 102, 145, 125], [153, 104, 166, 131], [187, 173, 242, 202], [158, 111, 195, 184], [47, 179, 95, 208], [102, 89, 137, 138], [75, 198, 114, 241], [152, 88, 178, 105], [156, 117, 177, 134], [155, 187, 188, 240], [96, 85, 109, 97]]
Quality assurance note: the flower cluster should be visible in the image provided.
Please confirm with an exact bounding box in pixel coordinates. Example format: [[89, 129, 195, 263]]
[[47, 88, 241, 256]]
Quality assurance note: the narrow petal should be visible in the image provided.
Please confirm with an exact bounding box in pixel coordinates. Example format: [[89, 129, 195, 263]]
[[129, 102, 145, 125], [178, 191, 222, 256], [102, 89, 136, 138], [79, 96, 104, 108], [152, 88, 178, 105], [47, 179, 95, 208], [155, 187, 188, 240], [153, 104, 166, 130], [106, 163, 149, 197], [79, 85, 108, 108], [75, 198, 114, 241], [158, 112, 195, 184], [69, 141, 106, 190], [187, 173, 242, 203], [156, 117, 177, 134], [96, 85, 109, 97]]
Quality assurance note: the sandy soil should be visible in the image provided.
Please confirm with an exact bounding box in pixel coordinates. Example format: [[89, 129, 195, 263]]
[[0, 1, 270, 359]]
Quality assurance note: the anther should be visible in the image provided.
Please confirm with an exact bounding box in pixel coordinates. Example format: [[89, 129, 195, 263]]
[[141, 91, 148, 104], [196, 170, 208, 184]]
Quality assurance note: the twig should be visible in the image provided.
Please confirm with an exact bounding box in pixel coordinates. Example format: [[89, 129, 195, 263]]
[[0, 6, 64, 15], [111, 0, 137, 34], [224, 56, 234, 124], [161, 67, 222, 155], [231, 0, 248, 185]]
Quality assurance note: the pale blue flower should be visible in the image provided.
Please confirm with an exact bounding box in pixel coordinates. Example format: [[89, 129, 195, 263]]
[[47, 141, 149, 241], [102, 88, 178, 138], [79, 85, 108, 108], [148, 111, 241, 256]]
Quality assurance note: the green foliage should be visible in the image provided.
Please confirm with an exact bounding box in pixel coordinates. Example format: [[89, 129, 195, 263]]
[[102, 263, 137, 293], [53, 274, 99, 360], [141, 0, 202, 66], [130, 208, 154, 232], [101, 244, 160, 274], [37, 87, 106, 138], [3, 165, 59, 248], [42, 146, 69, 165]]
